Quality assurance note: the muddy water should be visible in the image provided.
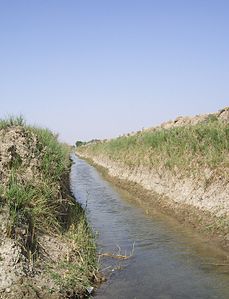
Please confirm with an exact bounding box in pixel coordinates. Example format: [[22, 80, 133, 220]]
[[70, 155, 229, 299]]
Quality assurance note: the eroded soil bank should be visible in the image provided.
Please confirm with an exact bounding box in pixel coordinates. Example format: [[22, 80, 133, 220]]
[[76, 108, 229, 251], [0, 119, 98, 299]]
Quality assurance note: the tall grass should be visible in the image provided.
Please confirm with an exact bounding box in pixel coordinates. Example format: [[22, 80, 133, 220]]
[[0, 120, 71, 241], [0, 115, 25, 129], [0, 116, 98, 295], [78, 117, 229, 178], [29, 126, 70, 180], [50, 205, 97, 294]]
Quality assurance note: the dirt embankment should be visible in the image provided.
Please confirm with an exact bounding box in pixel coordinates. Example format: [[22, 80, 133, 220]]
[[77, 108, 229, 250], [0, 123, 97, 299]]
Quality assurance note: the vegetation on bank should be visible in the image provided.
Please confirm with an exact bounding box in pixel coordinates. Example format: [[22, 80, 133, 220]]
[[77, 115, 229, 180], [0, 116, 97, 297]]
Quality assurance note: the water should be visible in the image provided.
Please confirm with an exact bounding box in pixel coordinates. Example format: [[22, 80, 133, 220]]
[[70, 155, 229, 299]]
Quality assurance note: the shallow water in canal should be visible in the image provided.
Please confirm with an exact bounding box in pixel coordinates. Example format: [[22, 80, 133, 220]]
[[70, 155, 229, 299]]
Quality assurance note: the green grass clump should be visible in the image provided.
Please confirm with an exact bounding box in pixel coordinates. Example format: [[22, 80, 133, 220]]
[[0, 115, 25, 129], [50, 206, 97, 295], [0, 116, 97, 296], [77, 117, 229, 179], [0, 120, 71, 243], [29, 126, 70, 180]]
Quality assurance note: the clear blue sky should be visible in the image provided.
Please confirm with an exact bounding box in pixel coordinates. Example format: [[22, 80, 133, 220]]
[[0, 0, 228, 144]]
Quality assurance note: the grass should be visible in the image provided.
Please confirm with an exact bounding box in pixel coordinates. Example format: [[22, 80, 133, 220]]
[[77, 116, 229, 180], [0, 120, 71, 241], [0, 116, 98, 296], [29, 126, 70, 180], [49, 206, 97, 295], [0, 115, 26, 130]]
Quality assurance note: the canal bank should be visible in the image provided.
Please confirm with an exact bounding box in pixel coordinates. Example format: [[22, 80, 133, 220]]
[[0, 118, 97, 299], [71, 155, 229, 299], [76, 108, 229, 251]]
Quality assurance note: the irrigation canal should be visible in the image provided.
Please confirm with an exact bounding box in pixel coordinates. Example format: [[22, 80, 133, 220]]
[[70, 155, 229, 299]]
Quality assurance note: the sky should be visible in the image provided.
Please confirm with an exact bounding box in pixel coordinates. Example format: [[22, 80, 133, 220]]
[[0, 0, 228, 144]]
